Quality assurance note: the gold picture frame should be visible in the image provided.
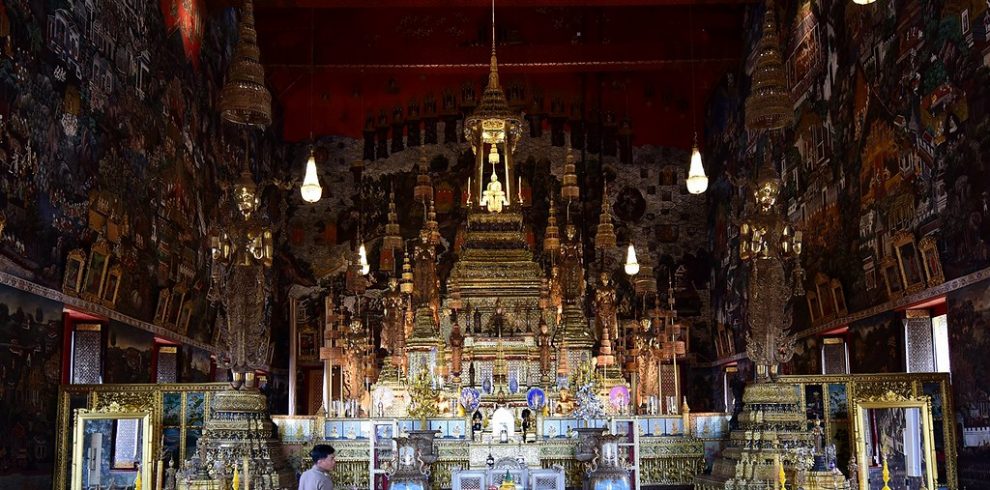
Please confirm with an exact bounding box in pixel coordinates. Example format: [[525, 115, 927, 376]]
[[853, 391, 937, 490], [167, 286, 186, 328], [881, 255, 904, 300], [54, 383, 228, 490], [815, 273, 835, 319], [807, 290, 822, 323], [63, 249, 87, 296], [918, 235, 944, 287], [81, 238, 111, 302], [154, 289, 171, 326], [893, 231, 926, 294], [101, 264, 122, 307], [831, 279, 847, 316], [177, 303, 194, 336], [70, 410, 152, 490]]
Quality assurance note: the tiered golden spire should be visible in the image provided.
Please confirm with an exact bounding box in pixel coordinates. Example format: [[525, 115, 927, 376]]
[[383, 190, 403, 251], [426, 200, 440, 245], [561, 148, 580, 201], [219, 0, 271, 128], [400, 249, 414, 294], [413, 153, 433, 203], [543, 197, 560, 254], [744, 0, 793, 131], [594, 184, 616, 252]]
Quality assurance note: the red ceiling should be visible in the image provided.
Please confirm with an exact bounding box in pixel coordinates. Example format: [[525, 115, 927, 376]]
[[250, 1, 750, 147]]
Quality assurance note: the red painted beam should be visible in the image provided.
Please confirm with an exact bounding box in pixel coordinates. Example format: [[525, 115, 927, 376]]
[[249, 0, 755, 7]]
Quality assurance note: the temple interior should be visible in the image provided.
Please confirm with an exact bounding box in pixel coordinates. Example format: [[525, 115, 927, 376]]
[[0, 0, 988, 489]]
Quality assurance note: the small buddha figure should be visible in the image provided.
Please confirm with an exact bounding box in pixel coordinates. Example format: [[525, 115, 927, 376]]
[[521, 409, 535, 443], [472, 410, 484, 432], [480, 169, 509, 213]]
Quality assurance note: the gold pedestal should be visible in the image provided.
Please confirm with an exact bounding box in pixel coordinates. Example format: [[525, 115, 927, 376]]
[[695, 381, 824, 490], [181, 389, 295, 490]]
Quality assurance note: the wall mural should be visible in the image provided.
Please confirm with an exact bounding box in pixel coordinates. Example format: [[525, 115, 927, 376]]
[[181, 346, 214, 383], [0, 284, 63, 490], [0, 0, 276, 345], [104, 320, 154, 384], [848, 310, 904, 374], [947, 280, 990, 428], [704, 0, 990, 460]]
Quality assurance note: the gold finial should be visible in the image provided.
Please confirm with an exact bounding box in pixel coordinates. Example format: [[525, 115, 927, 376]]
[[489, 0, 499, 89]]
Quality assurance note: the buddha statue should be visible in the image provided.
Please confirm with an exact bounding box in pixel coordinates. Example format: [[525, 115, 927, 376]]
[[480, 170, 508, 213]]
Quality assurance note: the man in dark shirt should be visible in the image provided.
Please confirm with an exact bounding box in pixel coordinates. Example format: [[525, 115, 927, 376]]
[[299, 444, 336, 490]]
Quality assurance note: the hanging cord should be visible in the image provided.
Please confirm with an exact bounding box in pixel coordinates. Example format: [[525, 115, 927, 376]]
[[310, 8, 315, 145], [690, 5, 698, 147]]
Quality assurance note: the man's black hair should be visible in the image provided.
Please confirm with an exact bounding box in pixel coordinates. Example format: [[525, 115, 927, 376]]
[[310, 444, 336, 464]]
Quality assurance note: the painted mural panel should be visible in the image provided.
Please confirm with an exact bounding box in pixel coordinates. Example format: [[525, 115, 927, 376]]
[[705, 0, 990, 363], [181, 346, 213, 383], [104, 321, 153, 384], [0, 0, 273, 345], [849, 311, 903, 374], [948, 280, 990, 428], [0, 284, 63, 490]]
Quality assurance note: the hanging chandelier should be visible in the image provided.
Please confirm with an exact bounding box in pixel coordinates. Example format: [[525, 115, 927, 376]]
[[686, 134, 709, 195], [300, 148, 322, 203], [624, 243, 640, 276], [219, 0, 272, 128]]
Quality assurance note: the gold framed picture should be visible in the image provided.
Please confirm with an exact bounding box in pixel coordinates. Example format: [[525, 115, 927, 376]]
[[893, 231, 925, 293], [815, 273, 834, 319], [167, 287, 186, 328], [101, 264, 122, 307], [830, 278, 847, 316], [807, 290, 822, 323], [154, 289, 172, 325], [918, 235, 944, 287], [881, 255, 904, 300], [853, 392, 937, 490], [81, 238, 111, 301], [63, 249, 87, 296], [178, 303, 194, 336], [298, 330, 318, 362]]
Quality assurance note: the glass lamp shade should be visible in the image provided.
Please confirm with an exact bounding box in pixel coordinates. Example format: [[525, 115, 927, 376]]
[[624, 244, 640, 276], [686, 146, 708, 194], [300, 153, 323, 203], [851, 0, 876, 4], [358, 243, 370, 275]]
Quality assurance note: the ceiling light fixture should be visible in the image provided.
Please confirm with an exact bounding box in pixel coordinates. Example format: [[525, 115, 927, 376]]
[[686, 133, 708, 194], [300, 148, 322, 202], [359, 243, 371, 275], [624, 243, 640, 276]]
